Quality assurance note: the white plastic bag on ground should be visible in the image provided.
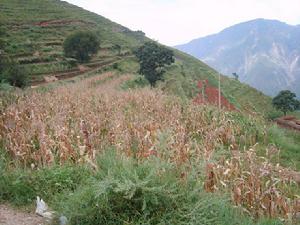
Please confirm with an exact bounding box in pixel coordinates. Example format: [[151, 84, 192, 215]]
[[35, 196, 53, 219]]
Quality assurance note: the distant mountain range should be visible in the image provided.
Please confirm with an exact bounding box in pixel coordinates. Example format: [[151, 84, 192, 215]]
[[175, 19, 300, 98]]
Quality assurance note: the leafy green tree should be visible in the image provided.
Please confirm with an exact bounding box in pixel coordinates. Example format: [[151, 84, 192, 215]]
[[135, 42, 174, 86], [63, 31, 100, 62], [272, 90, 300, 115]]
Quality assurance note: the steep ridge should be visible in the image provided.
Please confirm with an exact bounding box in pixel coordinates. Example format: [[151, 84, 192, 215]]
[[176, 19, 300, 98]]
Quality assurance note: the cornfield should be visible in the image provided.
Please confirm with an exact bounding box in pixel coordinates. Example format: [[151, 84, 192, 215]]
[[0, 72, 299, 221]]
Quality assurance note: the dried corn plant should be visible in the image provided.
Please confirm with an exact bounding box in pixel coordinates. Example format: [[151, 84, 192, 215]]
[[0, 72, 252, 166], [0, 71, 298, 221], [204, 146, 300, 221]]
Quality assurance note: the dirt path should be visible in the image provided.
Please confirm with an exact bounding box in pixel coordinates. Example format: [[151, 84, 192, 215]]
[[0, 205, 46, 225]]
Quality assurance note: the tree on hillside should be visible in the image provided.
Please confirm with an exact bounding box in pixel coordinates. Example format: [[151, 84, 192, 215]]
[[272, 90, 300, 115], [0, 24, 28, 88], [135, 42, 174, 87], [232, 72, 239, 81], [63, 31, 100, 62]]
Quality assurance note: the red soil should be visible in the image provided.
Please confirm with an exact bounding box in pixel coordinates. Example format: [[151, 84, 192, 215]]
[[35, 19, 92, 27], [194, 80, 235, 111], [275, 116, 300, 131]]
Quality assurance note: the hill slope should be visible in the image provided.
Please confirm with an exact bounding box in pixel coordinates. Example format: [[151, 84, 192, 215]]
[[176, 19, 300, 98], [0, 0, 147, 83], [0, 0, 274, 114]]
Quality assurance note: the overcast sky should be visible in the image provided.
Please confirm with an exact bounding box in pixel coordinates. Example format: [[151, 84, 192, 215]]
[[65, 0, 300, 46]]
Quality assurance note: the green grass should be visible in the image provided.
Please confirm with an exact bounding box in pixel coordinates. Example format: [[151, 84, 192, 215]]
[[0, 145, 285, 225], [0, 163, 91, 207], [53, 150, 283, 225], [267, 125, 300, 170]]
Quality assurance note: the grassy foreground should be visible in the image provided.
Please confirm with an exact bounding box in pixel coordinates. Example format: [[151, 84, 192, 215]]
[[1, 149, 284, 225]]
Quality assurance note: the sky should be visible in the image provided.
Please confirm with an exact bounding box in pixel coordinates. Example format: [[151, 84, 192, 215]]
[[65, 0, 300, 46]]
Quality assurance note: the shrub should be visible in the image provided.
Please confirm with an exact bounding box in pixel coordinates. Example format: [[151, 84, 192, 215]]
[[63, 31, 100, 62], [0, 59, 28, 88], [0, 164, 91, 206], [54, 151, 282, 225], [121, 76, 149, 90], [266, 110, 284, 121]]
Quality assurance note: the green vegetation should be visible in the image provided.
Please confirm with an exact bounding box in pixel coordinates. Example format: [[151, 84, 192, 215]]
[[53, 151, 283, 225], [272, 90, 300, 115], [0, 59, 28, 88], [0, 148, 283, 225], [135, 42, 174, 86], [121, 76, 150, 90], [0, 165, 91, 206], [267, 126, 300, 170], [0, 22, 28, 88], [63, 31, 100, 62]]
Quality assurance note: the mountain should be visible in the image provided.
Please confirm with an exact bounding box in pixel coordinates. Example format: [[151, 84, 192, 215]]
[[175, 19, 300, 98], [0, 0, 274, 114]]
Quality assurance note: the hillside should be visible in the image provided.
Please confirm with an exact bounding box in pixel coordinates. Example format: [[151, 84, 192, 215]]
[[176, 19, 300, 98], [0, 1, 300, 224], [0, 0, 275, 115], [0, 0, 147, 84]]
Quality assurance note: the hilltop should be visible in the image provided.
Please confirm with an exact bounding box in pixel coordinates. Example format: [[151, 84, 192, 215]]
[[0, 0, 274, 114], [176, 19, 300, 98]]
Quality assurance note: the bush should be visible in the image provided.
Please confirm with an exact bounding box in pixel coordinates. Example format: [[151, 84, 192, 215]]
[[65, 57, 78, 67], [266, 110, 284, 121], [0, 164, 91, 206], [63, 31, 100, 62], [54, 151, 282, 225], [121, 76, 150, 90], [0, 59, 28, 88]]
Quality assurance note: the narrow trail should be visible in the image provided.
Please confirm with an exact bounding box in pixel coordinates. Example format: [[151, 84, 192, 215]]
[[0, 205, 46, 225], [30, 55, 134, 87]]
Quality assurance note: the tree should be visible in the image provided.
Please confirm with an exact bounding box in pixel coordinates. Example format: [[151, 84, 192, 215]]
[[63, 31, 100, 62], [135, 42, 174, 86], [0, 58, 28, 88], [232, 72, 239, 81], [0, 24, 28, 88], [272, 90, 300, 115]]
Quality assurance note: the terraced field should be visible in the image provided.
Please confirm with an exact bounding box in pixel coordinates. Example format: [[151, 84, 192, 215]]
[[0, 0, 145, 84]]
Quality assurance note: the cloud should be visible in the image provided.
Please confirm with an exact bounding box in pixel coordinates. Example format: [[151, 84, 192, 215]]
[[65, 0, 300, 46]]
